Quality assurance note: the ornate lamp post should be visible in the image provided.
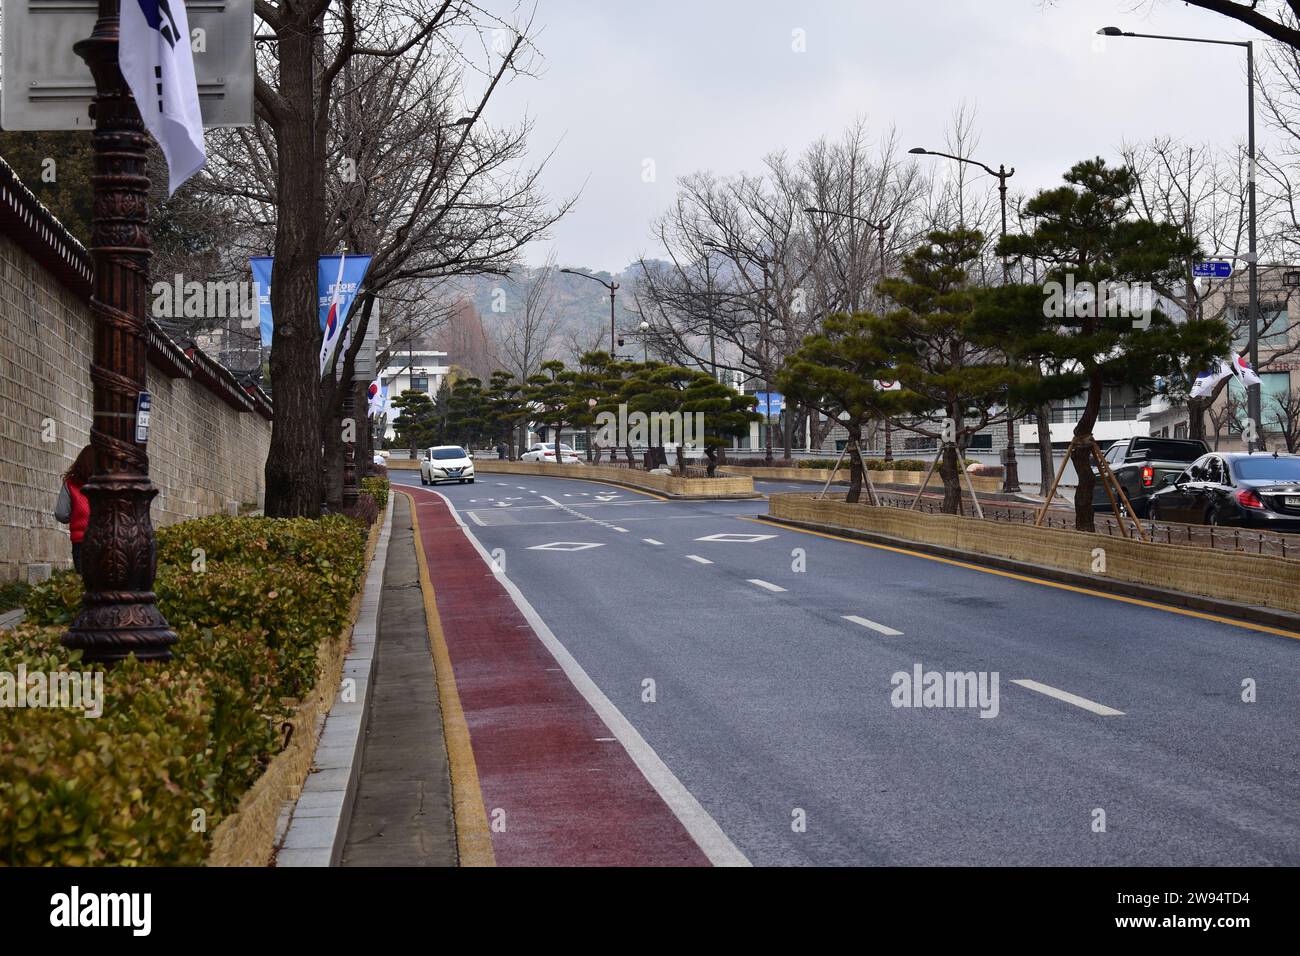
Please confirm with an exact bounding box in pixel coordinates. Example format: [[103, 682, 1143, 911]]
[[62, 0, 177, 663]]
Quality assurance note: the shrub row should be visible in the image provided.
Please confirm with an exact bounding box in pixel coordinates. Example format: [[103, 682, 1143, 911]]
[[0, 513, 369, 866], [361, 476, 390, 509]]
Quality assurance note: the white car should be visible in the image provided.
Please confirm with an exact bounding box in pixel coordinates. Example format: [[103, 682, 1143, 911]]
[[521, 442, 582, 464], [420, 445, 476, 485]]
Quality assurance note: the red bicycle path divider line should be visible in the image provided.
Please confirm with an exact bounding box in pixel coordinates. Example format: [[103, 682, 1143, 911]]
[[404, 487, 712, 866]]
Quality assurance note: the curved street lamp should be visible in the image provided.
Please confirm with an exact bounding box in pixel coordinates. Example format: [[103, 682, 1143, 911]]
[[561, 268, 619, 355], [1097, 25, 1262, 451]]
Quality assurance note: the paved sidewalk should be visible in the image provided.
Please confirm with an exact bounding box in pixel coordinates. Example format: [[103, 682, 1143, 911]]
[[340, 494, 457, 866]]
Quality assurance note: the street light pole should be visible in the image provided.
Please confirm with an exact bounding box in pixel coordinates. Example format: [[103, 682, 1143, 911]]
[[63, 0, 177, 662], [803, 206, 895, 461], [561, 268, 620, 355], [908, 148, 1021, 491], [1099, 26, 1261, 451]]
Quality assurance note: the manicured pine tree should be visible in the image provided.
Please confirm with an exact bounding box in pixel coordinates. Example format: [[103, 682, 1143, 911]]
[[997, 158, 1230, 531], [875, 228, 1036, 514]]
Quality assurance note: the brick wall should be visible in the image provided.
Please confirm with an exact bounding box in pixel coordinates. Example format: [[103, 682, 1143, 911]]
[[0, 161, 271, 581]]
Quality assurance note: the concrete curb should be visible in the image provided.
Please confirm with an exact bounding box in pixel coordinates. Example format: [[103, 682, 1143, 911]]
[[761, 514, 1300, 636], [275, 496, 394, 867]]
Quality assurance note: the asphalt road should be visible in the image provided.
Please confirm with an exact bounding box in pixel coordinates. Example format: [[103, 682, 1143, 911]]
[[391, 469, 1300, 866]]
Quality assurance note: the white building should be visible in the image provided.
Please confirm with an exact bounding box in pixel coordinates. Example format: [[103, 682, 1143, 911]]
[[380, 348, 450, 441]]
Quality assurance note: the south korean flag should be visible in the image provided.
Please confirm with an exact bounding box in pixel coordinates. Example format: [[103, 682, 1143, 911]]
[[120, 0, 206, 194]]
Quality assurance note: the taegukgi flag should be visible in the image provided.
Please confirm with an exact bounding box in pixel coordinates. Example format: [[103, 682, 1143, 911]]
[[1231, 353, 1262, 388], [317, 254, 372, 378], [120, 0, 206, 195], [1189, 360, 1231, 399]]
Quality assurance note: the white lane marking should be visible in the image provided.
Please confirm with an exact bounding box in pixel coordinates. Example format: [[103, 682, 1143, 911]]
[[842, 615, 903, 636], [643, 538, 664, 546], [694, 533, 776, 543], [1010, 679, 1125, 716], [467, 511, 487, 527], [595, 737, 616, 742], [612, 526, 629, 533], [685, 554, 713, 565], [496, 501, 509, 508], [496, 483, 507, 486], [422, 487, 750, 867], [747, 579, 786, 593]]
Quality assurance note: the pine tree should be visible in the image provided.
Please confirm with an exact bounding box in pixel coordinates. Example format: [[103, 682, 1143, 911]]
[[998, 158, 1230, 531]]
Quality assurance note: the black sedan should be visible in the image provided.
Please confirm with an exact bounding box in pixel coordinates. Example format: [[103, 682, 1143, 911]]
[[1147, 452, 1300, 531]]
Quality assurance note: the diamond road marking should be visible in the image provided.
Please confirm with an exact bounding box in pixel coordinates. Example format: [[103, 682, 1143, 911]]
[[527, 542, 607, 552], [695, 533, 777, 543]]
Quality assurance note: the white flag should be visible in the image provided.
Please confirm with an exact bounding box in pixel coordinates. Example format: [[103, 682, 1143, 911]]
[[120, 0, 206, 195], [319, 254, 348, 377], [1189, 360, 1231, 399]]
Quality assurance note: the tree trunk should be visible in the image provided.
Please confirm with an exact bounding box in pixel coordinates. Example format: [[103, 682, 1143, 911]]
[[846, 426, 864, 504], [1187, 397, 1209, 442], [938, 442, 963, 514], [1071, 370, 1104, 532], [704, 445, 718, 477], [675, 443, 686, 476], [262, 21, 325, 518], [1036, 403, 1054, 498]]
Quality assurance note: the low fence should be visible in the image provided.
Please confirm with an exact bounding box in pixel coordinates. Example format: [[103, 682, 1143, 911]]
[[720, 463, 1005, 494], [768, 493, 1300, 617], [471, 460, 757, 499]]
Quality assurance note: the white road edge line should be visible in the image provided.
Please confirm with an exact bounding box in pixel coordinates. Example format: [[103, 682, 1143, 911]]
[[420, 486, 751, 867], [747, 579, 786, 593], [685, 554, 713, 565], [1010, 679, 1125, 716], [842, 615, 903, 636]]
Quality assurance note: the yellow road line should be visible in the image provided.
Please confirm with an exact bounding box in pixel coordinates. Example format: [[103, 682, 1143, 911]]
[[404, 491, 497, 866], [741, 515, 1300, 642]]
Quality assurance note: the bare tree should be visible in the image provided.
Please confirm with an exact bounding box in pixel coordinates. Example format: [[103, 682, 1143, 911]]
[[1269, 387, 1300, 452]]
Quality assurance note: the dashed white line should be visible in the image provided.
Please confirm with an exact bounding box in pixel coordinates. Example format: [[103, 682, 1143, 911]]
[[686, 554, 713, 565], [842, 615, 903, 636], [747, 579, 786, 593], [1010, 679, 1125, 716], [643, 538, 664, 546]]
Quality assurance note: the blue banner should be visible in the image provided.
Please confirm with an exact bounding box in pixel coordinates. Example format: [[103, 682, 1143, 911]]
[[249, 255, 373, 354]]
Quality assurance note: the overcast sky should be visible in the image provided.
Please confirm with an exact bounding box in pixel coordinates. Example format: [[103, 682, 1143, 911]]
[[478, 0, 1272, 274]]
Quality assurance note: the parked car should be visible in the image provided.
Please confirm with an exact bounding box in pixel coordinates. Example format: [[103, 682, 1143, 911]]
[[1147, 451, 1300, 530], [420, 445, 475, 485], [520, 442, 582, 464], [1090, 436, 1209, 517]]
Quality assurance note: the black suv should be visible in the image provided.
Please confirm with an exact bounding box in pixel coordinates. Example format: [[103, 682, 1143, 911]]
[[1147, 452, 1300, 530]]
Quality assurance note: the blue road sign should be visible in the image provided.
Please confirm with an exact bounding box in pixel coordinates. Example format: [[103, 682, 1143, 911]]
[[1193, 260, 1233, 279]]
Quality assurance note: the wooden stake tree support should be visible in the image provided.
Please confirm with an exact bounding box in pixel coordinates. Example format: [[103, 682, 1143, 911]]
[[909, 443, 984, 518], [1034, 434, 1149, 542], [62, 0, 177, 663]]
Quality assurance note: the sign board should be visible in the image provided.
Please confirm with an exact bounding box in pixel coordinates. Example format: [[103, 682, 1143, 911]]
[[134, 390, 152, 443], [755, 391, 784, 419], [1, 0, 254, 131], [1192, 260, 1233, 279]]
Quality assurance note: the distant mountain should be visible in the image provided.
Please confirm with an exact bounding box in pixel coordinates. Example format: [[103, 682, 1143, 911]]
[[446, 261, 666, 363]]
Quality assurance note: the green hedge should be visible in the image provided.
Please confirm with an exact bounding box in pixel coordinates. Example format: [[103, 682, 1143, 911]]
[[361, 477, 390, 510], [0, 513, 368, 866]]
